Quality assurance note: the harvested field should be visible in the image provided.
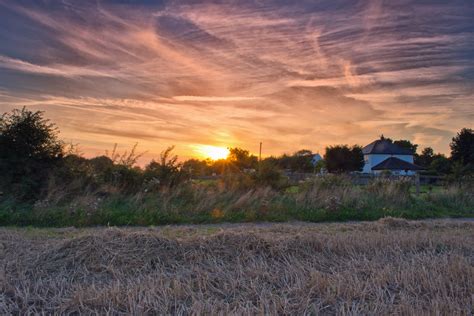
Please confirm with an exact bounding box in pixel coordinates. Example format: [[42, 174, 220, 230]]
[[1, 218, 473, 314]]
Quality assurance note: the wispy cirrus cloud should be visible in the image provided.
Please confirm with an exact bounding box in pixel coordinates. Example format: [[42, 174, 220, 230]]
[[173, 96, 260, 102], [0, 0, 473, 159], [0, 55, 116, 78]]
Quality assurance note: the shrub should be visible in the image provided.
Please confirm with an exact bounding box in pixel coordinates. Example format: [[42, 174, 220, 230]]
[[253, 160, 288, 189], [144, 146, 187, 189], [43, 154, 96, 204], [0, 108, 63, 201], [88, 156, 115, 183]]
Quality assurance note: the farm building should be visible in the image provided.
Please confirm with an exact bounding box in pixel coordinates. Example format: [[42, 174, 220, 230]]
[[362, 138, 423, 175]]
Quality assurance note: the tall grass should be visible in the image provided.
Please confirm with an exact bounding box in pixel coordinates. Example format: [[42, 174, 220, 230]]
[[0, 175, 472, 226]]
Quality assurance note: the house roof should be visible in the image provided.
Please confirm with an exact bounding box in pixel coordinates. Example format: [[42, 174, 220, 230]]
[[362, 139, 413, 155], [372, 157, 424, 171], [311, 153, 322, 166]]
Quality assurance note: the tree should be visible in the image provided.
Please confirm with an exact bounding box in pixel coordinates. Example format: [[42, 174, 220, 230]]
[[228, 147, 258, 171], [450, 128, 474, 166], [294, 149, 313, 156], [275, 153, 292, 170], [182, 159, 212, 177], [89, 156, 115, 178], [429, 154, 451, 175], [324, 145, 364, 173], [290, 149, 314, 172], [380, 136, 419, 155], [417, 147, 434, 167], [350, 146, 365, 171], [393, 139, 418, 154], [271, 150, 314, 173], [0, 108, 63, 200]]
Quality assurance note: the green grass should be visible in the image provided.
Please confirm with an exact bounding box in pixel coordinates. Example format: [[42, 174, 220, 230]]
[[1, 179, 472, 227], [409, 184, 444, 194]]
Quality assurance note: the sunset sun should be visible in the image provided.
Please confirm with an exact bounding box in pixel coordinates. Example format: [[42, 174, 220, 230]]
[[193, 145, 230, 160]]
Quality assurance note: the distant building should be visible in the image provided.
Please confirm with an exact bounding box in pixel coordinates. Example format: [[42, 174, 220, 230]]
[[311, 153, 322, 166], [362, 138, 423, 175]]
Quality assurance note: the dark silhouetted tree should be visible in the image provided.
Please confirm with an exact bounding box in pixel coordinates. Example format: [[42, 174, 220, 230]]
[[182, 158, 212, 177], [450, 128, 474, 166], [272, 149, 314, 172], [0, 108, 63, 201], [417, 147, 434, 167], [290, 149, 314, 172], [429, 154, 451, 175], [228, 147, 258, 171], [393, 139, 418, 154], [324, 145, 364, 173], [379, 136, 419, 155]]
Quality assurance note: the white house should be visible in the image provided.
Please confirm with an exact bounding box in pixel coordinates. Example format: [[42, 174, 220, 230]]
[[362, 138, 423, 175], [311, 153, 322, 166]]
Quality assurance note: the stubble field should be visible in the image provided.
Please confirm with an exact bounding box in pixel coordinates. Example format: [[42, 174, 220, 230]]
[[1, 218, 473, 314]]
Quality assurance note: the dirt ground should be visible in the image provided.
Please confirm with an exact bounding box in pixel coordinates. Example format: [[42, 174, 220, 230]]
[[1, 218, 473, 314]]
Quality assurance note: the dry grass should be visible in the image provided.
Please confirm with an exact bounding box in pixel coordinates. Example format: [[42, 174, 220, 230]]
[[1, 219, 473, 314]]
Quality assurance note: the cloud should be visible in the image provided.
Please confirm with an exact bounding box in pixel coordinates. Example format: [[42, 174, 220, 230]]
[[173, 96, 260, 102], [0, 55, 115, 78], [0, 0, 473, 157]]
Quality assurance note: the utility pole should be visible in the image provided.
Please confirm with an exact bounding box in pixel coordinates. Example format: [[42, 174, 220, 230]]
[[258, 142, 262, 173]]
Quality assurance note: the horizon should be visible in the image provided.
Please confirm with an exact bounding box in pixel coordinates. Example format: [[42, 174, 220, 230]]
[[65, 135, 451, 165], [0, 1, 473, 161]]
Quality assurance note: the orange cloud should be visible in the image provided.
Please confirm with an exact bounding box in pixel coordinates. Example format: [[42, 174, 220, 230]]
[[0, 0, 472, 158]]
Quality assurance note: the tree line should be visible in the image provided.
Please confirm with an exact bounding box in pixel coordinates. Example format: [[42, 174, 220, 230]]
[[1, 108, 473, 203], [183, 133, 474, 178]]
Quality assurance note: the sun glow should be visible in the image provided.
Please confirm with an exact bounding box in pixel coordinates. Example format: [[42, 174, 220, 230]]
[[193, 145, 230, 160]]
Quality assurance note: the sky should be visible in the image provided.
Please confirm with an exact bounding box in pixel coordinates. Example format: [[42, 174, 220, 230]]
[[0, 0, 473, 161]]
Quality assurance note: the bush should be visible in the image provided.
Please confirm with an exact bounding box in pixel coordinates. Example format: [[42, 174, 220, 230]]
[[0, 108, 63, 201], [144, 146, 187, 189], [253, 160, 288, 189]]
